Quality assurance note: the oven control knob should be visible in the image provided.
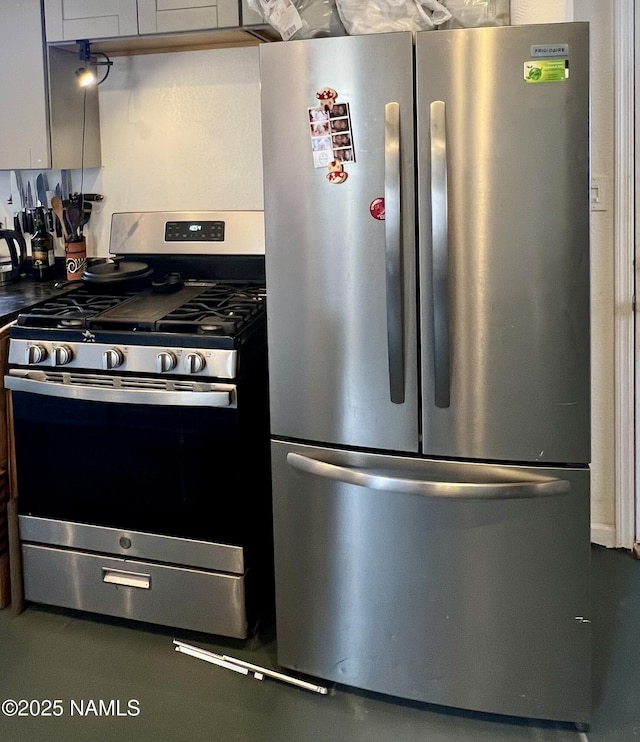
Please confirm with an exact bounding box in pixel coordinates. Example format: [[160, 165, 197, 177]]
[[25, 344, 48, 364], [184, 352, 206, 374], [52, 345, 73, 366], [156, 351, 177, 373], [103, 348, 124, 370]]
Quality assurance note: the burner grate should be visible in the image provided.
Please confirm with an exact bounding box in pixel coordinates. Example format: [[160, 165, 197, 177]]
[[16, 293, 132, 329], [14, 282, 265, 337], [156, 282, 265, 335]]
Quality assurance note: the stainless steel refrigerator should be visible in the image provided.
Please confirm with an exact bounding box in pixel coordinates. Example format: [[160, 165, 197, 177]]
[[260, 22, 590, 725]]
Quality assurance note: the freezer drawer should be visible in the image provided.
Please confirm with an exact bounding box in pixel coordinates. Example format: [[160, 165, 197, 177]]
[[271, 440, 591, 724], [21, 544, 249, 638]]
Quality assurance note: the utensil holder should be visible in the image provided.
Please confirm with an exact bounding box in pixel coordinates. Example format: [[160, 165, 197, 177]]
[[65, 237, 86, 281]]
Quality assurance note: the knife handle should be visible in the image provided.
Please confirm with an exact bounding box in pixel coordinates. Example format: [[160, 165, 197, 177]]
[[46, 209, 56, 234], [25, 209, 34, 235], [13, 215, 23, 239], [53, 210, 62, 238], [76, 192, 103, 202]]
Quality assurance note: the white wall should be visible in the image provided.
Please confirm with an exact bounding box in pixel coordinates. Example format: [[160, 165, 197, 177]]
[[511, 0, 572, 24], [574, 0, 617, 543], [82, 45, 264, 255]]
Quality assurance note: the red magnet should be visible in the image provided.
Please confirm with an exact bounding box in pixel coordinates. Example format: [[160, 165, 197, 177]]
[[369, 198, 385, 220]]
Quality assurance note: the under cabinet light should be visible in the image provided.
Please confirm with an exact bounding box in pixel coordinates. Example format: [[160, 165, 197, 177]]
[[75, 39, 113, 88]]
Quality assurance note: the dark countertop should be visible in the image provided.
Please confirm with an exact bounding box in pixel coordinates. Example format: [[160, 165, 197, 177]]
[[0, 277, 77, 326]]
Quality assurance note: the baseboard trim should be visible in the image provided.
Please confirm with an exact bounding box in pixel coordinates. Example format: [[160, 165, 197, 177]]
[[591, 523, 617, 548]]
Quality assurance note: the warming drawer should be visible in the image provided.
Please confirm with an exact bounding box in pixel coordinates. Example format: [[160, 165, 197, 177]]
[[22, 544, 249, 638]]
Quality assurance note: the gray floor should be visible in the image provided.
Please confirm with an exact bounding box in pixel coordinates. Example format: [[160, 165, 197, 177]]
[[0, 544, 637, 742]]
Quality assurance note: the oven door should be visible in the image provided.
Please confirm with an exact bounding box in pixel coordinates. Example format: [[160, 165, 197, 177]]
[[5, 369, 271, 637], [6, 369, 271, 559]]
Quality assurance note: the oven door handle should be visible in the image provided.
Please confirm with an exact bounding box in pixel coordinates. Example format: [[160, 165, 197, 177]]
[[4, 372, 236, 408]]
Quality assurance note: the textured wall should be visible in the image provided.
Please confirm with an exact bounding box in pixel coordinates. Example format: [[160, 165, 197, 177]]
[[83, 45, 264, 256], [574, 0, 617, 538], [511, 0, 571, 24]]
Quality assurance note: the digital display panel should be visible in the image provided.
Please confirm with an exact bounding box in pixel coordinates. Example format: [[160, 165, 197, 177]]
[[164, 221, 225, 242]]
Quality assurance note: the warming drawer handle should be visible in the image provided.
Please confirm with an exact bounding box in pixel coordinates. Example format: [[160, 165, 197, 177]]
[[102, 568, 151, 589], [384, 101, 405, 405], [4, 372, 235, 408], [430, 100, 451, 409], [286, 453, 571, 500]]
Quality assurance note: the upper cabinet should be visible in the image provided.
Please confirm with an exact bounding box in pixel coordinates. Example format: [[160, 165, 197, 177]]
[[0, 0, 49, 169], [43, 0, 261, 41], [0, 0, 101, 170], [138, 1, 239, 35], [241, 0, 266, 26], [44, 0, 139, 42]]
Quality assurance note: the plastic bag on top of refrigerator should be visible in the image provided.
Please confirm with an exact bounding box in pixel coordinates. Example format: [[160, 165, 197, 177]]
[[247, 0, 346, 40], [335, 0, 451, 34], [440, 0, 510, 28]]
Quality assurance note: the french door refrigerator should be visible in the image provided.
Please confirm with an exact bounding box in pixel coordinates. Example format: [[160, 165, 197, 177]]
[[260, 22, 590, 725]]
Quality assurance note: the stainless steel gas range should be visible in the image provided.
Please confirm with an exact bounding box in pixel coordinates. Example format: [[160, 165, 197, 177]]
[[5, 211, 272, 639]]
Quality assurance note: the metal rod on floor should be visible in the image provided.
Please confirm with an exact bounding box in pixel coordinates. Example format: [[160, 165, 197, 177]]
[[220, 654, 329, 695], [172, 640, 329, 695], [174, 641, 249, 675]]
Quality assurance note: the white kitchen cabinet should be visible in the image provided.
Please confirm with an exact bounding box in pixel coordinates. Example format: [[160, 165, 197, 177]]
[[0, 0, 50, 169], [44, 0, 139, 42], [241, 0, 264, 26], [138, 0, 240, 34], [45, 0, 253, 41], [0, 0, 101, 170]]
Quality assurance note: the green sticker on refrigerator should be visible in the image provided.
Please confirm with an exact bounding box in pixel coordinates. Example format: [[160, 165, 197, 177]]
[[524, 59, 568, 83]]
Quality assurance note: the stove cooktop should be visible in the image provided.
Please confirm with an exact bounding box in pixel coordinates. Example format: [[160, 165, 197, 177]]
[[8, 211, 268, 380], [15, 280, 266, 338]]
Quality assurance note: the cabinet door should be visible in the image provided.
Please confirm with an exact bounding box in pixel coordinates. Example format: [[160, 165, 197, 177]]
[[138, 0, 240, 34], [44, 0, 138, 41], [241, 0, 264, 26], [0, 0, 50, 169]]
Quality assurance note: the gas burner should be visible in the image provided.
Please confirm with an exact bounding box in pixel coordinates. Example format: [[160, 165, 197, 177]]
[[198, 317, 241, 335], [171, 304, 255, 320], [17, 292, 131, 329], [155, 282, 266, 336]]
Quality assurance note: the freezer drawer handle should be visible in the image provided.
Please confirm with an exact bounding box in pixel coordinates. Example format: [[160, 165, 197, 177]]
[[287, 453, 570, 500], [102, 568, 151, 589], [384, 101, 405, 404], [430, 100, 451, 409]]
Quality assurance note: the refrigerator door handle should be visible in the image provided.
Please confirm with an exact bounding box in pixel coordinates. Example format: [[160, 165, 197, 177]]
[[384, 101, 405, 404], [430, 100, 451, 409], [287, 453, 571, 500]]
